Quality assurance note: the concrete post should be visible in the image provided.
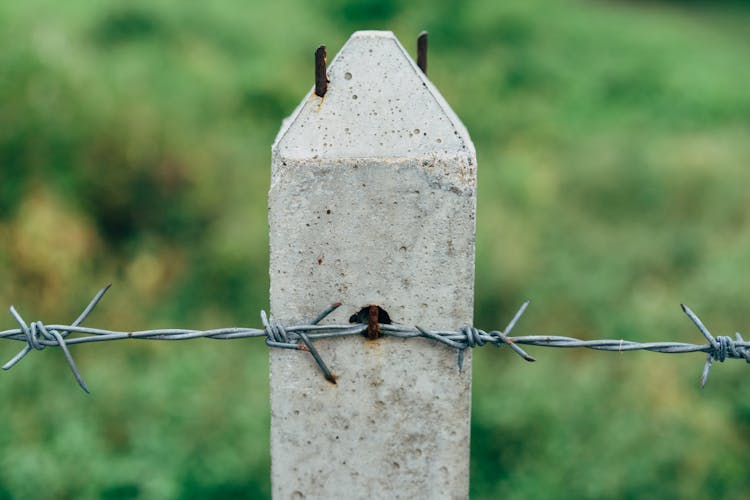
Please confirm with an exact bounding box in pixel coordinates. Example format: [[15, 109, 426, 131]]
[[269, 31, 476, 499]]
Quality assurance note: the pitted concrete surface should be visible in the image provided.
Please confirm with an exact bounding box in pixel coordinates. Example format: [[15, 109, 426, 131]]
[[269, 31, 476, 500]]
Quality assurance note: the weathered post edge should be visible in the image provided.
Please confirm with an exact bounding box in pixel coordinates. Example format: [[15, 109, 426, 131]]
[[269, 31, 476, 499]]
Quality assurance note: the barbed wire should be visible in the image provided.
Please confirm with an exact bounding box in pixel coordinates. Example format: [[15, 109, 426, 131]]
[[1, 285, 749, 393]]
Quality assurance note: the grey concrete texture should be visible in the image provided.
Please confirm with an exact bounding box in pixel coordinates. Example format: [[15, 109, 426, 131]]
[[269, 31, 477, 499]]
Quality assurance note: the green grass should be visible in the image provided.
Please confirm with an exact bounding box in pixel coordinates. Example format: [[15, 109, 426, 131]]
[[1, 0, 750, 498]]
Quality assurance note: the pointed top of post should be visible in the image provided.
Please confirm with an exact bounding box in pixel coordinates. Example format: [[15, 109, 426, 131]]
[[273, 30, 474, 161]]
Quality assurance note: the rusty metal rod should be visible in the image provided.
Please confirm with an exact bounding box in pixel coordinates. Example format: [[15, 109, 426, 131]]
[[315, 45, 328, 97], [417, 31, 428, 75]]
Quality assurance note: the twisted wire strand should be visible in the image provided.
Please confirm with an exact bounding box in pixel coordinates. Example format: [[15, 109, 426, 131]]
[[2, 286, 749, 392]]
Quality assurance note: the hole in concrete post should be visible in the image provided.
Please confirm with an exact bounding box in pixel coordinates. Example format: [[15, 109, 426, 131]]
[[349, 305, 392, 340]]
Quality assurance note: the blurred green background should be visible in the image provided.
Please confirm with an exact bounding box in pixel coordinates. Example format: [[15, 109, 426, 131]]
[[1, 0, 750, 498]]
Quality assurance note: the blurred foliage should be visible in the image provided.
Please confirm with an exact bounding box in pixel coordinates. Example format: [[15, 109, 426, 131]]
[[1, 0, 750, 498]]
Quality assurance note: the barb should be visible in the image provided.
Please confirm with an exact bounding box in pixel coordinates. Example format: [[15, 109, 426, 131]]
[[2, 287, 749, 392], [680, 304, 750, 387], [2, 284, 111, 393]]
